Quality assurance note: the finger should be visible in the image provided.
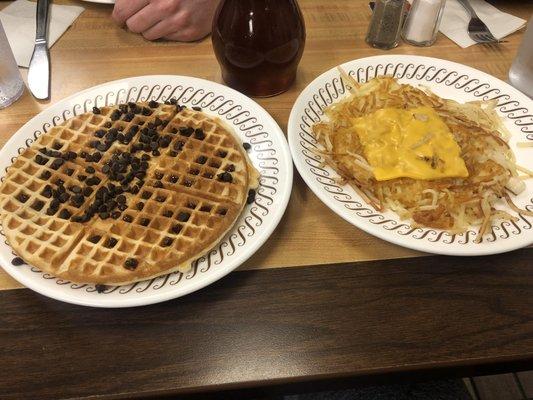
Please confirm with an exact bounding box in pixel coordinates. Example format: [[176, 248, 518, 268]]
[[112, 0, 149, 25], [163, 28, 209, 42], [143, 18, 180, 40], [125, 2, 165, 34]]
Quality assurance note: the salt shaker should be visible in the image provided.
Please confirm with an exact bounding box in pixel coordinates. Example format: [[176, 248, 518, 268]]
[[402, 0, 446, 46], [366, 0, 407, 50], [509, 18, 533, 98]]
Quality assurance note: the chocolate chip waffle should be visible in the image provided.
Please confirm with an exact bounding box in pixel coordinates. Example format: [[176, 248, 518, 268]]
[[0, 100, 259, 285]]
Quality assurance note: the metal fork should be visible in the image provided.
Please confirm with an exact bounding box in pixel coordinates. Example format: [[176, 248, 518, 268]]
[[456, 0, 500, 43]]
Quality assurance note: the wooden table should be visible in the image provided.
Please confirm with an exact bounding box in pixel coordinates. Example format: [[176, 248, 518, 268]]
[[0, 1, 532, 399]]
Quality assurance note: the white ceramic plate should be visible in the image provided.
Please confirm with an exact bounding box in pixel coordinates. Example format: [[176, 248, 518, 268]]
[[0, 75, 292, 307], [288, 55, 533, 256]]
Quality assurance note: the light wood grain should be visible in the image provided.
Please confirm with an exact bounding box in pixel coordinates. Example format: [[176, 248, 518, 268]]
[[0, 0, 530, 290]]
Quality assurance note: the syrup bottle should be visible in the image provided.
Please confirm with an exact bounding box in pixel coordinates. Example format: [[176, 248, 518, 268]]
[[212, 0, 306, 97]]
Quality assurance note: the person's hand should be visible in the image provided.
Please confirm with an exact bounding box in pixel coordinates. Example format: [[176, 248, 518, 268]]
[[112, 0, 220, 42]]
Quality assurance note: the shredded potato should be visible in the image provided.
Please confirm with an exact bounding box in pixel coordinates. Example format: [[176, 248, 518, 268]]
[[313, 75, 532, 239]]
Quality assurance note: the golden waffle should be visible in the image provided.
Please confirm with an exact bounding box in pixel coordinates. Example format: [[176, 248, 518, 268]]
[[0, 101, 259, 285]]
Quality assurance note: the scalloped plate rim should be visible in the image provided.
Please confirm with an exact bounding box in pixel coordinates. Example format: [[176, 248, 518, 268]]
[[288, 55, 533, 256], [0, 75, 292, 307]]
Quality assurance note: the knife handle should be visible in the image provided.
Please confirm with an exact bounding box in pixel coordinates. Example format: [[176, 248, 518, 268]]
[[35, 0, 50, 43]]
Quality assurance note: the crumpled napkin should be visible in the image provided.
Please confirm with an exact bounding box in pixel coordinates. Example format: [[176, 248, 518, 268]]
[[0, 0, 85, 68], [440, 0, 526, 48]]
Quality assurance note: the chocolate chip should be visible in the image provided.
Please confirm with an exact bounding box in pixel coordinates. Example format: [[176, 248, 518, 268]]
[[105, 238, 118, 248], [139, 218, 150, 226], [92, 106, 101, 114], [171, 224, 182, 234], [218, 208, 227, 216], [59, 209, 72, 219], [122, 112, 134, 122], [189, 169, 199, 176], [174, 140, 184, 151], [136, 202, 144, 211], [42, 185, 53, 198], [225, 164, 235, 172], [88, 235, 101, 243], [179, 127, 193, 137], [85, 166, 95, 174], [93, 152, 102, 162], [55, 178, 65, 186], [119, 104, 128, 113], [196, 156, 207, 164], [155, 195, 165, 202], [153, 181, 163, 188], [50, 159, 64, 170], [58, 192, 70, 203], [162, 210, 173, 218], [203, 172, 214, 179], [35, 154, 48, 165], [123, 214, 133, 223], [71, 194, 84, 207], [83, 187, 93, 197], [169, 151, 178, 157], [95, 284, 107, 293], [45, 208, 56, 216], [104, 122, 112, 128], [110, 109, 122, 121], [86, 176, 101, 186], [192, 106, 202, 111], [31, 200, 45, 211], [217, 150, 228, 158], [186, 202, 196, 209], [52, 141, 63, 150], [148, 100, 159, 108], [94, 129, 105, 138], [217, 172, 233, 183], [78, 174, 87, 182], [152, 150, 161, 157], [194, 129, 205, 140], [96, 142, 109, 152], [177, 212, 190, 222], [200, 205, 212, 212], [169, 175, 179, 183], [16, 193, 29, 203], [142, 107, 152, 116], [116, 194, 126, 204], [247, 189, 256, 204], [161, 237, 173, 247], [99, 212, 110, 219], [71, 185, 82, 194], [243, 142, 251, 151], [65, 168, 74, 176], [11, 256, 24, 266], [39, 170, 52, 180], [183, 179, 193, 187], [124, 258, 138, 270]]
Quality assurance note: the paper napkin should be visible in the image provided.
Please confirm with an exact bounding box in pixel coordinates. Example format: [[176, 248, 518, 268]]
[[0, 0, 85, 68], [440, 0, 526, 48]]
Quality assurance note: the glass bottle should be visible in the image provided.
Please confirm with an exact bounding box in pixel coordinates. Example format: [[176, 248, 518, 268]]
[[366, 0, 406, 50], [509, 18, 533, 98], [402, 0, 446, 46], [212, 0, 306, 97]]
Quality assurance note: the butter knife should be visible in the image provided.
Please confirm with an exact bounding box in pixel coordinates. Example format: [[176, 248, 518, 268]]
[[27, 0, 51, 100]]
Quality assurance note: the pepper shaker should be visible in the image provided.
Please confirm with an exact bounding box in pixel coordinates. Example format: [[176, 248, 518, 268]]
[[402, 0, 446, 46], [366, 0, 407, 50]]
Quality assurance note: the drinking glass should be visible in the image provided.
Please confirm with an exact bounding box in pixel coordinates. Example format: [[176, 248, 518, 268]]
[[0, 21, 24, 109]]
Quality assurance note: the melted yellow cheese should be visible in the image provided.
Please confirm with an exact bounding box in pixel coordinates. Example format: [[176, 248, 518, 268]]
[[352, 106, 469, 181]]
